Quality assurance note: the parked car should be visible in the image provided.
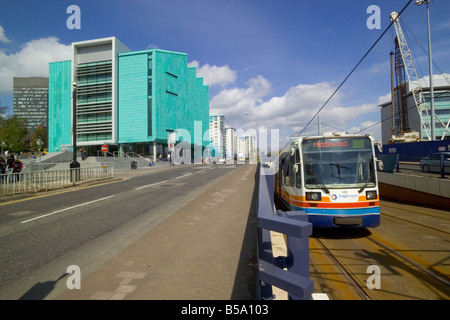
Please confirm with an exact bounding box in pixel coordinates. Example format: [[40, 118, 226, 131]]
[[419, 152, 450, 173]]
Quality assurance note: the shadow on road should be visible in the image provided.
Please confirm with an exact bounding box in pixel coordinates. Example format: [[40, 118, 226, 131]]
[[19, 273, 67, 300]]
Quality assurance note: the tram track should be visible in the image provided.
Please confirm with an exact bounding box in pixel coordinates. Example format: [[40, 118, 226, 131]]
[[310, 224, 450, 300], [312, 237, 373, 300], [277, 197, 449, 299], [365, 235, 450, 288], [380, 200, 450, 223], [381, 211, 450, 237]]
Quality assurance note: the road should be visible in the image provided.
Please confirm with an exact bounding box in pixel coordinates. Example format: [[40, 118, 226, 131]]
[[0, 164, 238, 299]]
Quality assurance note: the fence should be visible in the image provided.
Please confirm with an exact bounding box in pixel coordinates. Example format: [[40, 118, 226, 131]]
[[0, 166, 114, 195], [257, 164, 314, 300]]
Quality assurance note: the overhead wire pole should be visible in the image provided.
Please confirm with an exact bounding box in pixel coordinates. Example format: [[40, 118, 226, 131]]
[[416, 0, 435, 140], [296, 0, 414, 137]]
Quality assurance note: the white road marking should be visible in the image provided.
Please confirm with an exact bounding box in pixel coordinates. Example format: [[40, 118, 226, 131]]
[[134, 180, 169, 191], [20, 195, 115, 224], [175, 173, 192, 179]]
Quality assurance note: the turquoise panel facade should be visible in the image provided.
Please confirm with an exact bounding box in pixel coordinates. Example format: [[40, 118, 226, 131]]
[[118, 49, 209, 147], [118, 52, 150, 143], [152, 50, 188, 142], [48, 42, 209, 155], [48, 60, 72, 152]]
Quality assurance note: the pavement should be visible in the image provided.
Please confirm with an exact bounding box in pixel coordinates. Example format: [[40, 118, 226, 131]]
[[55, 163, 259, 300]]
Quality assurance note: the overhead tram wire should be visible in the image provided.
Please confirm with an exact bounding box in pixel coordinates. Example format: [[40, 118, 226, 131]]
[[295, 0, 414, 137], [400, 17, 450, 85]]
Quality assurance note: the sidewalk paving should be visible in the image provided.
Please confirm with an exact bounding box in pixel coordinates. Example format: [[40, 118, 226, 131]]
[[56, 164, 259, 300]]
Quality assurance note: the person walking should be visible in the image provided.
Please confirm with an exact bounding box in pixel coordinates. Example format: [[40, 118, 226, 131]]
[[0, 156, 6, 183], [12, 157, 22, 181], [80, 147, 86, 161]]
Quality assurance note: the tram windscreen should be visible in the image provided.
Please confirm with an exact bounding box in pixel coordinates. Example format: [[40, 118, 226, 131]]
[[302, 137, 375, 189]]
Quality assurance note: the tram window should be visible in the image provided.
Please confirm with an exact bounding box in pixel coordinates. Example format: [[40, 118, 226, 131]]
[[280, 156, 286, 186], [295, 149, 301, 189], [284, 155, 290, 186], [289, 153, 295, 187]]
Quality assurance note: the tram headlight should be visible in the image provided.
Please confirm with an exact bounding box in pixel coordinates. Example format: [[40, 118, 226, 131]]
[[306, 192, 322, 201], [366, 190, 378, 200]]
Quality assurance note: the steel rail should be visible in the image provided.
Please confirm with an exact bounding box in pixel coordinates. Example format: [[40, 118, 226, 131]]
[[313, 237, 373, 300]]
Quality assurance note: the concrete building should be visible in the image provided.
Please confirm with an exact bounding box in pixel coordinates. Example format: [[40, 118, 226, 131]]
[[379, 75, 450, 144], [13, 77, 49, 129], [48, 37, 209, 161], [245, 135, 257, 161], [224, 127, 236, 160], [209, 114, 225, 158]]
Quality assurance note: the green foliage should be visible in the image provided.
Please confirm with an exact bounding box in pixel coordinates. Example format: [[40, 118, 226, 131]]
[[0, 115, 29, 153], [31, 125, 48, 151]]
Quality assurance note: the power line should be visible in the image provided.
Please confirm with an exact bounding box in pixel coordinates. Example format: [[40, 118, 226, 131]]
[[295, 0, 414, 137]]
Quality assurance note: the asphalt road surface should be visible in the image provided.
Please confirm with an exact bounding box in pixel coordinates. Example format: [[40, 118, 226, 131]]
[[0, 164, 238, 299]]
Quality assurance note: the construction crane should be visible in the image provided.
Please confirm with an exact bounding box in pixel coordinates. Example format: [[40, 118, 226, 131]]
[[390, 11, 450, 141]]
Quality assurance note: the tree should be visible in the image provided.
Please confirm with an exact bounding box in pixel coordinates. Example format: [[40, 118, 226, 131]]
[[31, 125, 48, 151], [0, 116, 29, 153]]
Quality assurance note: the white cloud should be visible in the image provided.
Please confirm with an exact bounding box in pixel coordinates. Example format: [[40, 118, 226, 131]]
[[0, 25, 10, 43], [188, 60, 237, 87], [0, 37, 71, 94], [348, 120, 382, 142], [210, 75, 381, 145]]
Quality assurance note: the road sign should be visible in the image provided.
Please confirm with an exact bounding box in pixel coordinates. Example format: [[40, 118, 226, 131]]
[[101, 145, 108, 153], [168, 132, 176, 152]]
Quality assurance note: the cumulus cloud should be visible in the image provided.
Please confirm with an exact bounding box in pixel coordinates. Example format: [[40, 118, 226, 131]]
[[0, 25, 10, 43], [188, 60, 237, 87], [210, 74, 381, 145], [0, 36, 71, 94], [347, 120, 382, 142]]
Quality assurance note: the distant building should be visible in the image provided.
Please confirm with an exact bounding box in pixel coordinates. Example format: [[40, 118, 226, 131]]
[[13, 77, 49, 129], [245, 135, 257, 161], [209, 114, 225, 157], [224, 127, 236, 160], [48, 37, 209, 161], [379, 75, 450, 144]]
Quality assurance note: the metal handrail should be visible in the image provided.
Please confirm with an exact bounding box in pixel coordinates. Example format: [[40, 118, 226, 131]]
[[257, 164, 314, 300], [0, 165, 114, 195]]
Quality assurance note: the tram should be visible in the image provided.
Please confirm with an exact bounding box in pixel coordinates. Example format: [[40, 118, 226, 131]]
[[274, 133, 381, 228]]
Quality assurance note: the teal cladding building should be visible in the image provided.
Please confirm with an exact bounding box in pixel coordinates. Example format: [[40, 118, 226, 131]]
[[48, 37, 209, 160]]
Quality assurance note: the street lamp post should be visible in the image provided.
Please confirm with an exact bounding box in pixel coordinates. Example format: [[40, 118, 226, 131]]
[[70, 82, 80, 182], [36, 138, 43, 170], [416, 0, 435, 140]]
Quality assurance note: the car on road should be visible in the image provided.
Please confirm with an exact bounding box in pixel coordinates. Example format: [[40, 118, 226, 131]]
[[419, 152, 450, 173]]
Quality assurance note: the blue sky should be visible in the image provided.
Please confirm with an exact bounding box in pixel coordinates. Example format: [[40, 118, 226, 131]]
[[1, 0, 449, 142]]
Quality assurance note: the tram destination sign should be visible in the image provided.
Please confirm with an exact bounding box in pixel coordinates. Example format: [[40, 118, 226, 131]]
[[303, 137, 371, 152]]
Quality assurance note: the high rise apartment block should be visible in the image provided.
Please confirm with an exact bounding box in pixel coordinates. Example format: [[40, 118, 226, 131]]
[[13, 77, 49, 129]]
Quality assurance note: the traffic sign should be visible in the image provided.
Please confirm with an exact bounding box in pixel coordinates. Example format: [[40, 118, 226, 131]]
[[101, 144, 108, 153]]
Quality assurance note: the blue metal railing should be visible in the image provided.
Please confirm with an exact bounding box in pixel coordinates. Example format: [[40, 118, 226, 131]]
[[257, 164, 314, 300]]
